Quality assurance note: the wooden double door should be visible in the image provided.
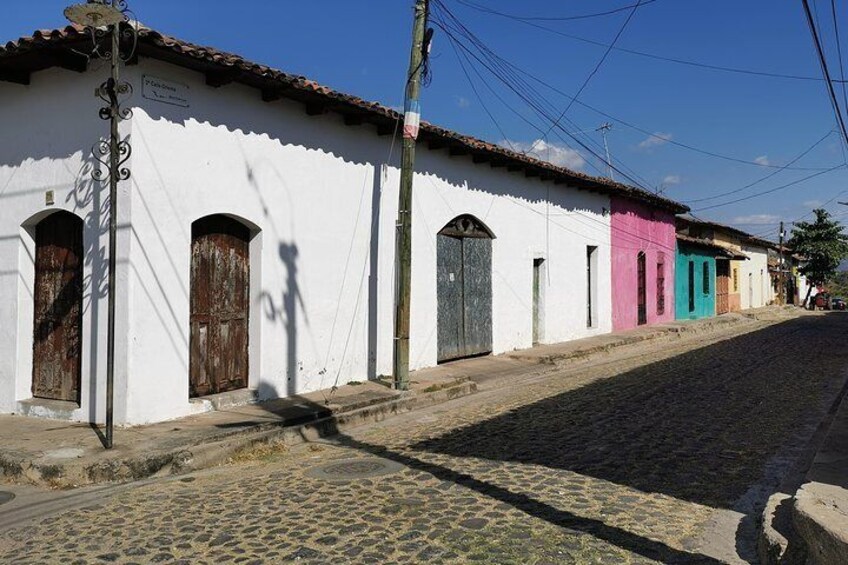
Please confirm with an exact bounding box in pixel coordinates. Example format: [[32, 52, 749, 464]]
[[189, 216, 250, 397], [437, 216, 493, 363], [32, 211, 83, 403]]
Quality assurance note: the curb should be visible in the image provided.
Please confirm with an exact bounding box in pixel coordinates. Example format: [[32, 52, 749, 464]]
[[1, 379, 477, 488], [793, 482, 848, 565], [0, 306, 800, 489], [508, 314, 750, 367], [758, 363, 848, 564]]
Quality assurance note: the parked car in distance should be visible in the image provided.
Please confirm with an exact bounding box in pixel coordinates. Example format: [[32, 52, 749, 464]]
[[832, 297, 846, 311]]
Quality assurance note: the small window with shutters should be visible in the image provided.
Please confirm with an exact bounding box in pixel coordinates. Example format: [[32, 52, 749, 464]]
[[703, 261, 710, 295]]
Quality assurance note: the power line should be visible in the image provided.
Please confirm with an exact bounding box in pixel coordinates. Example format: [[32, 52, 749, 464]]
[[694, 164, 846, 211], [802, 0, 848, 148], [431, 2, 657, 190], [430, 14, 835, 172], [444, 27, 613, 178], [684, 130, 834, 203], [454, 0, 847, 84], [432, 1, 667, 189], [455, 0, 658, 22], [831, 0, 848, 137], [530, 0, 645, 153]]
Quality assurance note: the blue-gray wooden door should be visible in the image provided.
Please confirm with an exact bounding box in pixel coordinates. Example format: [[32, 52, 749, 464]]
[[437, 234, 464, 362], [437, 233, 492, 362]]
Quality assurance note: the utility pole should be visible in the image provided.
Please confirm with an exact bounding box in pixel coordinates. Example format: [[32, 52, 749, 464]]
[[596, 122, 613, 180], [779, 221, 786, 305], [393, 0, 430, 391]]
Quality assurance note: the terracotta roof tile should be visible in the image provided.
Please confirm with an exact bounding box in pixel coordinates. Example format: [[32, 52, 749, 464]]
[[0, 24, 689, 213]]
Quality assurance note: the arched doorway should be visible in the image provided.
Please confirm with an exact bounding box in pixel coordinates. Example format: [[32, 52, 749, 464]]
[[637, 251, 647, 325], [437, 215, 494, 363], [32, 211, 83, 403], [190, 215, 250, 397]]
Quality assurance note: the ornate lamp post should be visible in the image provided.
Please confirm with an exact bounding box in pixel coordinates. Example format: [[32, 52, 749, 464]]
[[64, 0, 137, 449]]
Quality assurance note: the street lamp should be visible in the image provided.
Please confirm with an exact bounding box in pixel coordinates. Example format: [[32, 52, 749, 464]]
[[64, 0, 137, 449]]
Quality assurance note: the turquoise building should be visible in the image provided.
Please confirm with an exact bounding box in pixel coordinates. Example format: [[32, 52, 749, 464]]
[[675, 236, 719, 320]]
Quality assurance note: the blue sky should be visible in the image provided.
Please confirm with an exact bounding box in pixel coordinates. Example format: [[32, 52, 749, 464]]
[[5, 0, 848, 239]]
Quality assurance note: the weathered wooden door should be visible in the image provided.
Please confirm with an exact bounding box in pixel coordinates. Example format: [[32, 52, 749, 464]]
[[190, 216, 250, 397], [437, 215, 493, 363], [637, 252, 647, 325], [716, 260, 730, 314], [32, 211, 83, 402]]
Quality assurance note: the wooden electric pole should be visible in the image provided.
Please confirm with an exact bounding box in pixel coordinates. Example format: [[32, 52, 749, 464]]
[[393, 0, 430, 391]]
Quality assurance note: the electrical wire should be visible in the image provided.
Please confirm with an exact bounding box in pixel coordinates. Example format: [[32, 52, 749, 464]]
[[454, 0, 846, 84], [432, 1, 658, 190], [455, 0, 658, 22], [433, 2, 684, 248], [530, 0, 645, 154], [433, 6, 835, 172], [684, 130, 835, 204], [802, 0, 848, 148], [444, 26, 626, 179], [831, 0, 848, 140], [694, 164, 846, 212]]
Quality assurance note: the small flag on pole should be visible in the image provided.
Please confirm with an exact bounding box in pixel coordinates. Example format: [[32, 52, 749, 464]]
[[403, 99, 421, 140]]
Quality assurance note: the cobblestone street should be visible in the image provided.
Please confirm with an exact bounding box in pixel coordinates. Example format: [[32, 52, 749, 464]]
[[3, 312, 848, 564]]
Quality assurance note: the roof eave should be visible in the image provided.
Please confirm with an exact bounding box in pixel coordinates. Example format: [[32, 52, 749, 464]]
[[0, 25, 691, 214]]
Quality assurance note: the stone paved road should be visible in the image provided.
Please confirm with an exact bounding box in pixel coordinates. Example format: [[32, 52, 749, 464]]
[[3, 311, 848, 564]]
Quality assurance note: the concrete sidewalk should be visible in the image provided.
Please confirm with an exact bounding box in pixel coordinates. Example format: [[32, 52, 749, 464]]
[[0, 307, 795, 489]]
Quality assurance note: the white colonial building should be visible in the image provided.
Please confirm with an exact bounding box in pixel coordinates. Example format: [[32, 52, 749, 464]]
[[740, 238, 773, 309], [0, 25, 685, 424]]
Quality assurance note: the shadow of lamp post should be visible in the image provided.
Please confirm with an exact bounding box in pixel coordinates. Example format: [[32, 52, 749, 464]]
[[63, 0, 138, 449]]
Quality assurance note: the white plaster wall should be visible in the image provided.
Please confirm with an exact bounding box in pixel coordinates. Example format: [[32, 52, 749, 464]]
[[119, 58, 612, 423], [740, 246, 769, 309], [0, 67, 132, 422]]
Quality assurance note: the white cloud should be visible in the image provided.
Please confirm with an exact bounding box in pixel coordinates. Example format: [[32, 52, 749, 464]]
[[730, 214, 780, 226], [503, 139, 586, 170], [662, 174, 681, 186], [754, 155, 770, 166], [455, 96, 470, 109], [637, 132, 673, 150], [803, 199, 823, 208]]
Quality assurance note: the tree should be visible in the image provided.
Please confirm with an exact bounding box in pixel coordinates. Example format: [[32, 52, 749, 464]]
[[788, 209, 848, 307]]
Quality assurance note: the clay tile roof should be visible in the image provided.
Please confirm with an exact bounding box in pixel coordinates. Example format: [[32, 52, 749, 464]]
[[676, 234, 748, 259], [0, 24, 691, 214]]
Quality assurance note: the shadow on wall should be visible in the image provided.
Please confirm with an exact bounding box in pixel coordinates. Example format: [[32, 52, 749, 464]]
[[133, 88, 610, 381], [1, 71, 616, 415], [65, 160, 107, 424], [260, 242, 304, 398]]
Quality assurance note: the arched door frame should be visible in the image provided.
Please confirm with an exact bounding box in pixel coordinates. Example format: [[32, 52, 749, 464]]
[[26, 210, 85, 404], [189, 214, 261, 397], [436, 214, 495, 363]]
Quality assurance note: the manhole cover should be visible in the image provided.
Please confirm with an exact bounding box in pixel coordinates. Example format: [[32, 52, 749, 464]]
[[0, 492, 15, 506], [305, 458, 404, 481]]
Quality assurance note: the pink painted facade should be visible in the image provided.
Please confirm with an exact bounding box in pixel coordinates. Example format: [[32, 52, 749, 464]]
[[610, 197, 677, 331]]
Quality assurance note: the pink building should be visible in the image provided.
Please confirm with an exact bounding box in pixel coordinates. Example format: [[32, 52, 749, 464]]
[[610, 197, 678, 330]]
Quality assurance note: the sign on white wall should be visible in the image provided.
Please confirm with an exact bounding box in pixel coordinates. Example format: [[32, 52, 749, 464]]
[[142, 75, 190, 108]]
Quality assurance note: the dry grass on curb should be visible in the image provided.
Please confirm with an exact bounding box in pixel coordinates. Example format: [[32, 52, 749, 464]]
[[226, 438, 289, 465]]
